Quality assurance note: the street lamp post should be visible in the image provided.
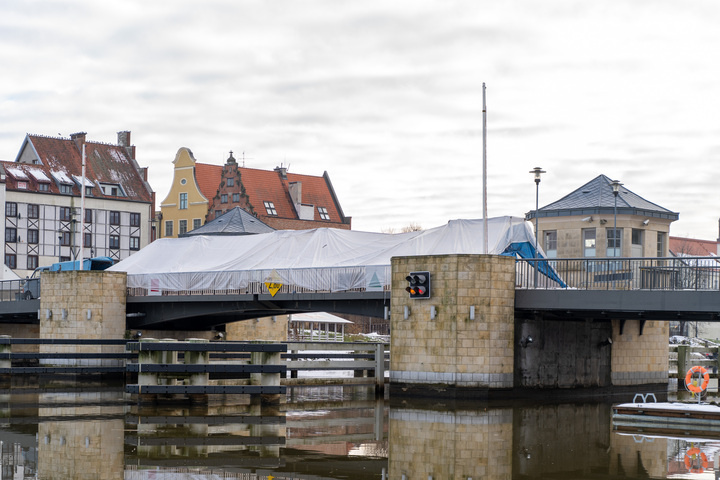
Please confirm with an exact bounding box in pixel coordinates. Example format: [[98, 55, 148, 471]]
[[610, 179, 623, 289], [530, 167, 546, 287]]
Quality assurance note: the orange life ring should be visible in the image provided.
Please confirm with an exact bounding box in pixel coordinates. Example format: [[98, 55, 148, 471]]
[[685, 447, 708, 473], [685, 366, 710, 394]]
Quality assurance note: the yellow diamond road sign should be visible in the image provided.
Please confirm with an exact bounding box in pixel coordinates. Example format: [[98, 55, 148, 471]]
[[264, 270, 283, 297]]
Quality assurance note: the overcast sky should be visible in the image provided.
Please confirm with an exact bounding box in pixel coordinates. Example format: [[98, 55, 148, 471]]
[[1, 1, 719, 238]]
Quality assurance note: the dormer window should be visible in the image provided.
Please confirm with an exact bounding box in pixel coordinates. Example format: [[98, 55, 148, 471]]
[[17, 181, 27, 190], [99, 183, 125, 197], [51, 171, 74, 194], [38, 183, 49, 192], [264, 201, 277, 216]]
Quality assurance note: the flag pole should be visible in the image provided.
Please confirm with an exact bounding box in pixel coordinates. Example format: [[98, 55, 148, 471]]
[[482, 83, 488, 253]]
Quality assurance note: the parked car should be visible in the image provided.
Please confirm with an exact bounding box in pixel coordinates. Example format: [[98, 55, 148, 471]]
[[22, 257, 114, 300]]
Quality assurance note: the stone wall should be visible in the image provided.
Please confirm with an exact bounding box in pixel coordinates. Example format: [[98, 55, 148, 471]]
[[39, 271, 127, 364], [610, 319, 668, 385], [226, 315, 289, 341], [390, 254, 516, 393]]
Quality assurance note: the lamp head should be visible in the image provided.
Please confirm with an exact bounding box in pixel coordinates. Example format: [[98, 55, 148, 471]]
[[610, 179, 623, 195], [530, 167, 546, 183]]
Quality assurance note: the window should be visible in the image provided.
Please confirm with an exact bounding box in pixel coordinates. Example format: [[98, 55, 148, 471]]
[[129, 236, 140, 250], [109, 211, 120, 225], [5, 228, 16, 243], [232, 193, 240, 203], [60, 207, 72, 221], [84, 232, 92, 247], [181, 178, 187, 185], [318, 207, 330, 220], [27, 255, 38, 270], [100, 183, 124, 196], [38, 183, 49, 192], [165, 220, 173, 237], [17, 181, 27, 190], [227, 177, 234, 187], [27, 204, 39, 219], [582, 229, 596, 257], [179, 220, 188, 235], [130, 213, 140, 227], [215, 210, 222, 217], [5, 254, 16, 269], [179, 193, 188, 210], [193, 218, 202, 230], [59, 256, 70, 262], [27, 229, 39, 244], [221, 194, 228, 204], [264, 201, 277, 216], [85, 186, 93, 196], [109, 235, 120, 249], [5, 202, 17, 217], [85, 209, 92, 224], [543, 230, 557, 258], [59, 184, 72, 194], [606, 228, 622, 256], [60, 231, 71, 246], [657, 232, 667, 257]]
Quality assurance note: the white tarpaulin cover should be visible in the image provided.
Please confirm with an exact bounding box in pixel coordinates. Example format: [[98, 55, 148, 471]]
[[110, 216, 541, 292]]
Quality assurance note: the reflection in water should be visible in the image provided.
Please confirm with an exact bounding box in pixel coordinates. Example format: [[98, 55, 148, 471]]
[[1, 385, 718, 479]]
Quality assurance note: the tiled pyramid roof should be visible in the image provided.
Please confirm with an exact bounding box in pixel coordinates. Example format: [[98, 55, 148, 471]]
[[181, 206, 274, 236], [528, 174, 678, 221]]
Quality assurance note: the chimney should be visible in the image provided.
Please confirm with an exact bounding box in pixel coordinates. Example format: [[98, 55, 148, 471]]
[[274, 166, 287, 180], [117, 131, 131, 147], [288, 181, 302, 205], [70, 132, 87, 152]]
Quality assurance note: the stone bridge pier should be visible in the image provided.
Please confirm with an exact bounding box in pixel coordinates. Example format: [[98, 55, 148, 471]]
[[389, 254, 668, 397]]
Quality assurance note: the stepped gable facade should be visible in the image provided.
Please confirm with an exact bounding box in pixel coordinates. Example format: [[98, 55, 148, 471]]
[[160, 149, 351, 238]]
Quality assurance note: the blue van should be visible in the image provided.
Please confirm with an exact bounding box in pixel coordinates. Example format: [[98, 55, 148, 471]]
[[23, 256, 114, 299]]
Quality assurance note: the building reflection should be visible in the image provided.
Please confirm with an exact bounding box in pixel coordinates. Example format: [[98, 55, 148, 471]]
[[4, 385, 714, 479]]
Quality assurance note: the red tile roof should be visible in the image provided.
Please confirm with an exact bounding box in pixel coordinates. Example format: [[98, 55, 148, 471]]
[[5, 134, 153, 203], [231, 167, 347, 225], [670, 236, 718, 256], [194, 163, 222, 201]]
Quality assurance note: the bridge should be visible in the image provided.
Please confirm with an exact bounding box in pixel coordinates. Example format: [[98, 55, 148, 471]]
[[1, 256, 719, 329]]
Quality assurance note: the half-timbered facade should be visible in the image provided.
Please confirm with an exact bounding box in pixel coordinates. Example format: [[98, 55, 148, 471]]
[[1, 131, 154, 276]]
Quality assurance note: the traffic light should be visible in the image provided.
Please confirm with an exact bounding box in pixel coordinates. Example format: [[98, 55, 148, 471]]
[[406, 271, 430, 299]]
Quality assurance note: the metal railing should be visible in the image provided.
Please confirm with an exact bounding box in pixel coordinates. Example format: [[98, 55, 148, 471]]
[[517, 256, 720, 291], [3, 256, 718, 301]]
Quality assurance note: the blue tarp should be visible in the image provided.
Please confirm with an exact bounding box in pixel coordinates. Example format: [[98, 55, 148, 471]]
[[502, 242, 568, 288]]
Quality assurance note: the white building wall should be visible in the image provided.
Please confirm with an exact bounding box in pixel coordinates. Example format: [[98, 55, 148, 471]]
[[4, 190, 152, 277]]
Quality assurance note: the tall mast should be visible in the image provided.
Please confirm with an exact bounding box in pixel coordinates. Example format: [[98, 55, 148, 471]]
[[79, 144, 86, 270], [482, 83, 488, 253]]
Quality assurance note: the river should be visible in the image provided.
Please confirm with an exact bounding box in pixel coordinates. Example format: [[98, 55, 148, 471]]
[[0, 381, 714, 479]]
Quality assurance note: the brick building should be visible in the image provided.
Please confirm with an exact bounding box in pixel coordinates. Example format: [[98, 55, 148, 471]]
[[160, 149, 351, 237]]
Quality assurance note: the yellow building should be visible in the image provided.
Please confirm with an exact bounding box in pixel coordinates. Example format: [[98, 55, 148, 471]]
[[159, 148, 220, 238]]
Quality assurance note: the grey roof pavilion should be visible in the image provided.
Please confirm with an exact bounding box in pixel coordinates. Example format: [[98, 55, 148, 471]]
[[526, 174, 679, 222], [180, 206, 275, 237]]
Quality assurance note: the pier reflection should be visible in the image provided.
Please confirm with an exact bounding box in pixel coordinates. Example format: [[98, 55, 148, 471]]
[[388, 399, 705, 480], [3, 385, 718, 479]]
